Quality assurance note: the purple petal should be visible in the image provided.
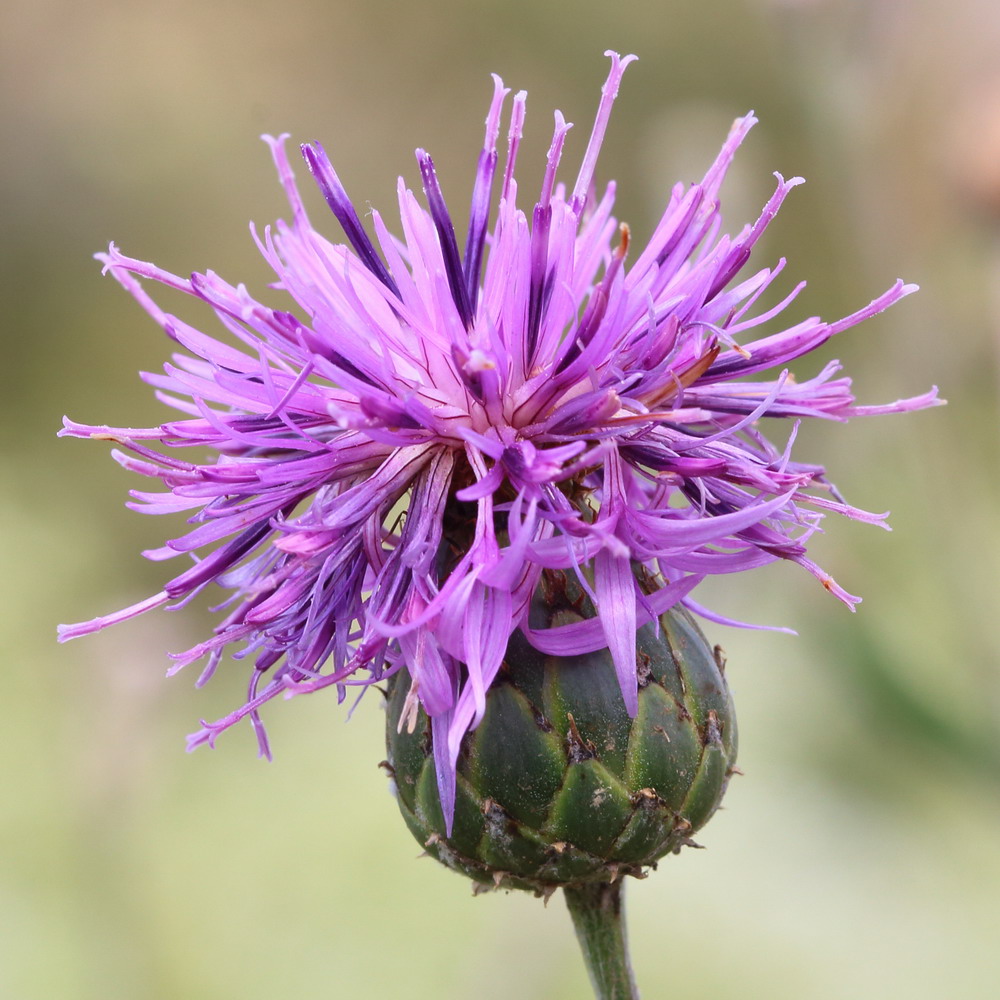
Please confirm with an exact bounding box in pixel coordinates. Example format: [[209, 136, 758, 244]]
[[594, 547, 639, 714]]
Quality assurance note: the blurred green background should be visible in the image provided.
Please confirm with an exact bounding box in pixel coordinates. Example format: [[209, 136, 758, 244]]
[[3, 0, 999, 997]]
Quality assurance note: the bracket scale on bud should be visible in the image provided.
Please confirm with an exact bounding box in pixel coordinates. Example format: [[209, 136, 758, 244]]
[[385, 570, 738, 897]]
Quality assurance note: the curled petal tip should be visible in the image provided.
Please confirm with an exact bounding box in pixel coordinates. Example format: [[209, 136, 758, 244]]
[[603, 49, 639, 68], [56, 623, 79, 643]]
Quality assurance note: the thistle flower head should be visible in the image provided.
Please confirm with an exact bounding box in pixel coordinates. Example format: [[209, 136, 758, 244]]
[[60, 52, 939, 822]]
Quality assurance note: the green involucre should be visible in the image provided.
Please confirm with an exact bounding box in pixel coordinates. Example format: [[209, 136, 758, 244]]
[[385, 570, 737, 895]]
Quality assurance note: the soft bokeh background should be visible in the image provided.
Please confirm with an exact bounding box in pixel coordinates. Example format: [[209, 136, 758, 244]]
[[4, 0, 999, 997]]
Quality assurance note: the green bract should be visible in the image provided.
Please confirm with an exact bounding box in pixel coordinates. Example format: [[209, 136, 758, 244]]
[[385, 570, 737, 895]]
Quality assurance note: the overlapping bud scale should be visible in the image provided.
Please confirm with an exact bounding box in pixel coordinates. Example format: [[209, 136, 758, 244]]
[[386, 571, 737, 893]]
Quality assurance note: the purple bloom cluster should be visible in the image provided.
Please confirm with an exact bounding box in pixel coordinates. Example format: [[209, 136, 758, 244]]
[[61, 52, 938, 818]]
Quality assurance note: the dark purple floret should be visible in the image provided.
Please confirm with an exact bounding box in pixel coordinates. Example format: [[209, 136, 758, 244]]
[[302, 141, 399, 297]]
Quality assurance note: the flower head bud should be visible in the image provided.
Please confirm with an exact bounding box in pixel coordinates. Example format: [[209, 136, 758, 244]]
[[385, 569, 736, 894], [61, 53, 936, 831]]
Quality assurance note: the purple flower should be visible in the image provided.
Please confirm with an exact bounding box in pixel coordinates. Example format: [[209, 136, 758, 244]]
[[60, 52, 939, 819]]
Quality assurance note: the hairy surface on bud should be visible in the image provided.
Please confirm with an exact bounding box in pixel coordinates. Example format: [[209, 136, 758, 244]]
[[385, 570, 737, 895]]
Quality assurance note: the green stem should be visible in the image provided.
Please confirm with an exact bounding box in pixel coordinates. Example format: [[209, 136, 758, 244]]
[[563, 881, 640, 1000]]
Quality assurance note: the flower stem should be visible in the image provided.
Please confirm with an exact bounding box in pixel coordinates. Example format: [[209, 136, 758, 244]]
[[563, 881, 640, 1000]]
